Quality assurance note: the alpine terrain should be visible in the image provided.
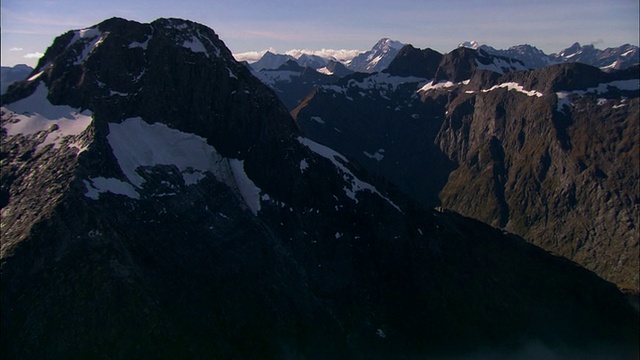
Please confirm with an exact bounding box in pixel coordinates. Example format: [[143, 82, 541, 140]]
[[459, 41, 640, 70], [294, 44, 640, 292], [1, 18, 638, 359]]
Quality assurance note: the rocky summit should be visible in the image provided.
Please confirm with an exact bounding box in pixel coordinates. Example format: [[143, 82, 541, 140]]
[[1, 18, 639, 359]]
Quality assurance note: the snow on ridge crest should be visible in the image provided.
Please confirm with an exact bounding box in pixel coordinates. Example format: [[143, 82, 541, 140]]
[[481, 82, 543, 97], [418, 79, 470, 93]]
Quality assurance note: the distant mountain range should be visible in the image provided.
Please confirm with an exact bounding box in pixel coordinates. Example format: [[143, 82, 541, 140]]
[[244, 39, 638, 112], [292, 43, 640, 292], [459, 41, 640, 70], [245, 39, 638, 74]]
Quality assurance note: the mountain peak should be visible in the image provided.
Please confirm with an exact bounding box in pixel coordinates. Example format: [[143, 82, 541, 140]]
[[374, 37, 405, 51], [385, 44, 443, 78], [458, 40, 482, 49], [6, 17, 296, 158], [347, 38, 405, 73]]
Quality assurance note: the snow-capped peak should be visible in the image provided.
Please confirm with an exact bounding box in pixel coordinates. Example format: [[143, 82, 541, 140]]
[[458, 41, 481, 50], [374, 38, 405, 51]]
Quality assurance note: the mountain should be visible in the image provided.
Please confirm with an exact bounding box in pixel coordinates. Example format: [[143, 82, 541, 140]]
[[316, 59, 354, 77], [293, 46, 639, 291], [459, 40, 640, 70], [553, 42, 640, 70], [384, 45, 443, 78], [249, 50, 296, 71], [434, 47, 528, 82], [252, 59, 351, 110], [249, 52, 335, 72], [346, 38, 405, 73], [296, 53, 332, 69], [1, 64, 34, 94], [2, 18, 639, 359]]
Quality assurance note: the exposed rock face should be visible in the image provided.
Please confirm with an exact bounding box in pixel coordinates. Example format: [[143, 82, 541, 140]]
[[2, 18, 638, 359], [294, 47, 639, 290]]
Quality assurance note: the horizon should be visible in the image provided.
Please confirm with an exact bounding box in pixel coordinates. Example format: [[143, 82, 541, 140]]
[[2, 0, 639, 67]]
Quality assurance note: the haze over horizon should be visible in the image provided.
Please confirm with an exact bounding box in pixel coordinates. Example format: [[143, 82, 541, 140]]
[[2, 0, 639, 67]]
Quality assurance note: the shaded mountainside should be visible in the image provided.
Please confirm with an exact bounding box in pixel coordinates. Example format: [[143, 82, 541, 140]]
[[1, 18, 639, 359], [294, 47, 640, 290]]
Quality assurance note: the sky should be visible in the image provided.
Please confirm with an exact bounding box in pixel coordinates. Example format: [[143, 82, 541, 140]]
[[2, 0, 639, 67]]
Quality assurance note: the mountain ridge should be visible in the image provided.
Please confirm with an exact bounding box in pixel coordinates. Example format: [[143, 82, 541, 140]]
[[293, 45, 639, 290], [1, 17, 638, 359]]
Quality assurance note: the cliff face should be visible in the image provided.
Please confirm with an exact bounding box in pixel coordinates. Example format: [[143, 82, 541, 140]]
[[1, 18, 638, 359], [294, 50, 639, 289], [435, 63, 639, 289]]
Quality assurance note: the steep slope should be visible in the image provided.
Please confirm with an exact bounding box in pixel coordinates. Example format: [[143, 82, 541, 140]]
[[294, 45, 639, 291], [2, 18, 638, 360], [435, 63, 640, 289]]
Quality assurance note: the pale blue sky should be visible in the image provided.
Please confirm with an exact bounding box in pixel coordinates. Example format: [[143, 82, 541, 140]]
[[2, 0, 639, 67]]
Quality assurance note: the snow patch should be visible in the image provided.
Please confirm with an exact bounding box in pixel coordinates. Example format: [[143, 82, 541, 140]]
[[419, 80, 455, 92], [2, 83, 93, 149], [481, 82, 543, 97], [129, 36, 151, 50], [475, 58, 528, 74], [363, 149, 385, 161], [72, 28, 109, 65], [84, 177, 140, 200], [418, 79, 470, 94], [310, 116, 325, 124], [106, 118, 265, 216], [107, 117, 226, 188], [316, 67, 333, 75], [555, 79, 639, 112], [556, 91, 573, 112], [182, 36, 209, 56], [300, 159, 309, 172], [27, 70, 45, 82], [229, 159, 262, 215]]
